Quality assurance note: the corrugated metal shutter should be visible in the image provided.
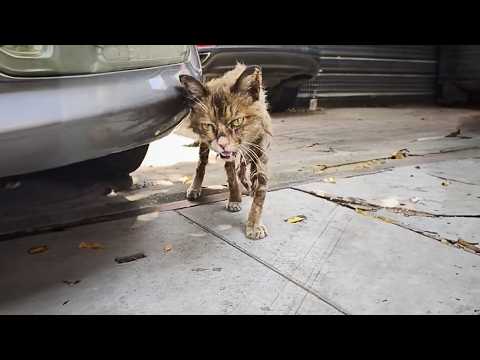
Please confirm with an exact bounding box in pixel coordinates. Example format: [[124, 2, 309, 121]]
[[438, 45, 480, 103], [298, 45, 438, 101]]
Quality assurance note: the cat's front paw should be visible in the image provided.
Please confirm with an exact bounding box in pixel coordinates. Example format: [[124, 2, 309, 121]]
[[246, 223, 268, 240], [226, 201, 242, 212], [186, 186, 202, 200]]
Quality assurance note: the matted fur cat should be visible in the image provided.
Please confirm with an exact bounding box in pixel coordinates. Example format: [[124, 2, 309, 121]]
[[180, 63, 272, 240]]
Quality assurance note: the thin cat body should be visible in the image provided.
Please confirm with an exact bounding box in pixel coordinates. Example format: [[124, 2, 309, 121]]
[[180, 63, 272, 240]]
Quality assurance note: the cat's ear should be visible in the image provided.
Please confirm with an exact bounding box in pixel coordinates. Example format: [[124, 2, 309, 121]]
[[231, 65, 262, 101], [179, 75, 208, 99]]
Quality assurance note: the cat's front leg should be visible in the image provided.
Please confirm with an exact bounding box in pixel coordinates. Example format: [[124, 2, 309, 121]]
[[224, 161, 242, 212], [246, 159, 268, 240], [186, 142, 209, 200]]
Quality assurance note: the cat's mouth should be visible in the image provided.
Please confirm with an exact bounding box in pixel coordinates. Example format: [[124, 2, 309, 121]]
[[218, 151, 237, 161]]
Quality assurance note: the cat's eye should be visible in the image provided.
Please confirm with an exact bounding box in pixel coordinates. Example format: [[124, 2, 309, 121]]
[[230, 118, 243, 128], [201, 123, 215, 131]]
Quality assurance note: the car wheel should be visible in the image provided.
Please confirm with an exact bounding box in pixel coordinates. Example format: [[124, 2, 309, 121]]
[[84, 145, 149, 176], [267, 86, 299, 112]]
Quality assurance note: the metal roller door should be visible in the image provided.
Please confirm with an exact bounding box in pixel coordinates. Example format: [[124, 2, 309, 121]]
[[438, 45, 480, 104], [298, 45, 438, 102]]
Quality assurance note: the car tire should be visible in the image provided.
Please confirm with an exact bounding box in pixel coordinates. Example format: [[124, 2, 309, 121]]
[[267, 86, 299, 112], [85, 145, 149, 176]]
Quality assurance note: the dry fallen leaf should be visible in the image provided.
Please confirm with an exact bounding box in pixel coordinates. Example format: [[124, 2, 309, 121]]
[[28, 245, 48, 255], [180, 176, 193, 185], [285, 215, 306, 224], [445, 129, 461, 138], [457, 239, 480, 253], [355, 209, 369, 216], [391, 149, 410, 160], [164, 244, 173, 253], [314, 164, 328, 171], [458, 239, 479, 246], [376, 216, 394, 224], [79, 242, 104, 250]]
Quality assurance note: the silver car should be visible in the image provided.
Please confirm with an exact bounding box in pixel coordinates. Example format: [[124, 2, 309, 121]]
[[0, 45, 202, 178]]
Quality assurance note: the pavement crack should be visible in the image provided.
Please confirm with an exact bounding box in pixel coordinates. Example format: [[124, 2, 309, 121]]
[[291, 187, 480, 219], [313, 146, 480, 173], [426, 173, 479, 186], [294, 213, 352, 315], [344, 168, 394, 178], [290, 187, 480, 255], [175, 210, 350, 315]]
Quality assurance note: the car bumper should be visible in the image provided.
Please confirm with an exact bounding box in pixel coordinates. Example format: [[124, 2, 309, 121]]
[[0, 55, 201, 178], [199, 46, 320, 89]]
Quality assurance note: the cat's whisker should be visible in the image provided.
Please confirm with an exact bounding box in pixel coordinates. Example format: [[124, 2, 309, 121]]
[[242, 141, 265, 155], [240, 144, 263, 164], [242, 141, 264, 150], [188, 96, 209, 113], [239, 144, 265, 173], [238, 148, 253, 166]]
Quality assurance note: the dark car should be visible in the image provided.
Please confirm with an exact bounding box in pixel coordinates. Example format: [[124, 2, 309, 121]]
[[196, 45, 321, 112]]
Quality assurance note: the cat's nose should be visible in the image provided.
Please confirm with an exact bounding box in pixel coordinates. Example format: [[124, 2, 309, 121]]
[[217, 136, 228, 149]]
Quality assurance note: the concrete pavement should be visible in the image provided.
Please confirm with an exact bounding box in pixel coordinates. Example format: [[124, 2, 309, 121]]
[[1, 106, 480, 314], [1, 156, 479, 314]]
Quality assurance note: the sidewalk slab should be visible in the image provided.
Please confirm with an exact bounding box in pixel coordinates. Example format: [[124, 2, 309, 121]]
[[180, 188, 480, 314], [0, 211, 339, 315], [295, 158, 480, 246], [298, 159, 480, 216]]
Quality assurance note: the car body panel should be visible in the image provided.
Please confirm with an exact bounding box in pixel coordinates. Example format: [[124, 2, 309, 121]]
[[0, 46, 201, 177]]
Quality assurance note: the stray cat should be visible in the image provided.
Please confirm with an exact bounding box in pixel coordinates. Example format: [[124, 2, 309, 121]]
[[180, 64, 272, 240]]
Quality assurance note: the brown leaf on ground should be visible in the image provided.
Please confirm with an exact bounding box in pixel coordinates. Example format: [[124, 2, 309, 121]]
[[28, 245, 48, 255], [284, 215, 307, 224], [445, 129, 461, 138], [355, 209, 369, 216], [79, 242, 104, 250], [391, 149, 410, 160], [323, 177, 336, 184], [458, 239, 479, 246], [376, 216, 395, 224], [164, 244, 173, 252], [180, 176, 193, 185], [457, 239, 480, 253]]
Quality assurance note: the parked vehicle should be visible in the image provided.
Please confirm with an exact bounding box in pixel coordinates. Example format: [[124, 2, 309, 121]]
[[196, 45, 321, 112], [0, 45, 202, 178]]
